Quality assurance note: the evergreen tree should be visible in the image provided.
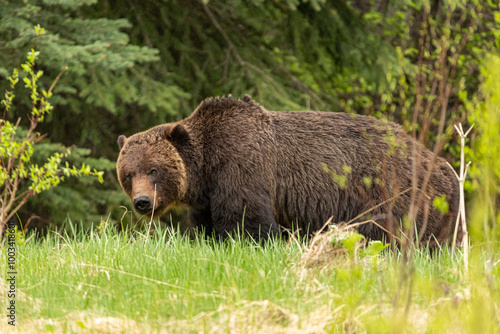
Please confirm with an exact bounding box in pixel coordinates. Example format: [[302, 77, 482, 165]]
[[0, 0, 186, 226], [1, 0, 498, 230]]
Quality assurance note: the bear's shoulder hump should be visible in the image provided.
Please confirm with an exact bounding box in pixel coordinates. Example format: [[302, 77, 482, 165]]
[[193, 94, 263, 118]]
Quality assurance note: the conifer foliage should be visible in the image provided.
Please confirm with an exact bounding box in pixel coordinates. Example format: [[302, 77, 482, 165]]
[[0, 0, 498, 229]]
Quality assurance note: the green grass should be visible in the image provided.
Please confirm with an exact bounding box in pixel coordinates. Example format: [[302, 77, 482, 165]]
[[1, 223, 499, 333]]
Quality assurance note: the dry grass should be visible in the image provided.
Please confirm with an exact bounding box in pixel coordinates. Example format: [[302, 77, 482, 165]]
[[0, 277, 42, 312], [0, 304, 335, 334], [296, 224, 364, 271]]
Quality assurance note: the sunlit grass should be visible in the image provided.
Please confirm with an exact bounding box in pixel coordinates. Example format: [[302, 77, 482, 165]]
[[1, 221, 498, 333]]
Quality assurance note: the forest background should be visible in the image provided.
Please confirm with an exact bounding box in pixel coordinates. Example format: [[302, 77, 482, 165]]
[[1, 0, 498, 232]]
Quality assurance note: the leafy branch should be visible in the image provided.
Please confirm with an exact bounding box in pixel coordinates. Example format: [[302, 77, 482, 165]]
[[0, 26, 104, 238]]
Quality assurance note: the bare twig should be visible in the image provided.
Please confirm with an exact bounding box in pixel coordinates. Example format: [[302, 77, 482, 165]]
[[47, 66, 68, 95], [449, 123, 473, 273], [146, 183, 157, 238], [203, 3, 245, 66], [346, 187, 413, 226]]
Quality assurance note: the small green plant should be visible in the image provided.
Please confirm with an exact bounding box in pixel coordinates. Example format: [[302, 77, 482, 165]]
[[339, 231, 365, 257], [328, 226, 389, 259], [0, 26, 103, 238]]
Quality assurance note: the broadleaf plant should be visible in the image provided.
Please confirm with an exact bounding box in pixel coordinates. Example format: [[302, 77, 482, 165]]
[[0, 26, 103, 238]]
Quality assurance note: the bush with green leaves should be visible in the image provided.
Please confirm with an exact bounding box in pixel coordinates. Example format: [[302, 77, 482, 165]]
[[0, 0, 183, 227], [468, 54, 500, 242], [1, 1, 497, 229], [0, 26, 103, 237]]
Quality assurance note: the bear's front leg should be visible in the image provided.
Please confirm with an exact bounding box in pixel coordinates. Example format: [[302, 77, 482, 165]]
[[209, 179, 280, 241], [188, 184, 214, 236], [188, 206, 214, 236]]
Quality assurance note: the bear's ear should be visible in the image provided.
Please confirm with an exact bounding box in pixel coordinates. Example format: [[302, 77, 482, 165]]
[[117, 135, 127, 150], [165, 124, 189, 145]]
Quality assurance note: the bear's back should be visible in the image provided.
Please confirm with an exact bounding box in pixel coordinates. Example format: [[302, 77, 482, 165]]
[[182, 96, 457, 241]]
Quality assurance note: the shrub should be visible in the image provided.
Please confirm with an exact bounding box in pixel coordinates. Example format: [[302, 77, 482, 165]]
[[0, 26, 103, 238]]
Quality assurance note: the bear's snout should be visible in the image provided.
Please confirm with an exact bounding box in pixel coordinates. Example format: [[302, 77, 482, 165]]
[[133, 195, 152, 214]]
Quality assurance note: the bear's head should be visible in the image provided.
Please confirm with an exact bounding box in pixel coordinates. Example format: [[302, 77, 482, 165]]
[[116, 124, 190, 218]]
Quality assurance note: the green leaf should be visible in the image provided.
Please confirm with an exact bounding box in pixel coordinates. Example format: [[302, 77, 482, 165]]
[[44, 324, 56, 332], [23, 77, 31, 87], [362, 240, 389, 256], [342, 232, 365, 256], [76, 321, 86, 329]]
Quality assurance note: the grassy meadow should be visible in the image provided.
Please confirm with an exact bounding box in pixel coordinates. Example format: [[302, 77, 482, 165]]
[[1, 221, 499, 333], [1, 21, 500, 334], [2, 54, 500, 334], [0, 2, 499, 333]]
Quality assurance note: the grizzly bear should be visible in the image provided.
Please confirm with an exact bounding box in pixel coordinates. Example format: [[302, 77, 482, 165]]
[[116, 95, 459, 244]]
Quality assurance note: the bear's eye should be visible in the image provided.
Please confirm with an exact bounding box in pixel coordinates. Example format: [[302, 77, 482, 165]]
[[122, 174, 132, 184], [148, 169, 158, 176]]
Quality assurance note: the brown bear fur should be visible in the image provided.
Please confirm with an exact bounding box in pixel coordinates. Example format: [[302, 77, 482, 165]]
[[116, 95, 459, 244]]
